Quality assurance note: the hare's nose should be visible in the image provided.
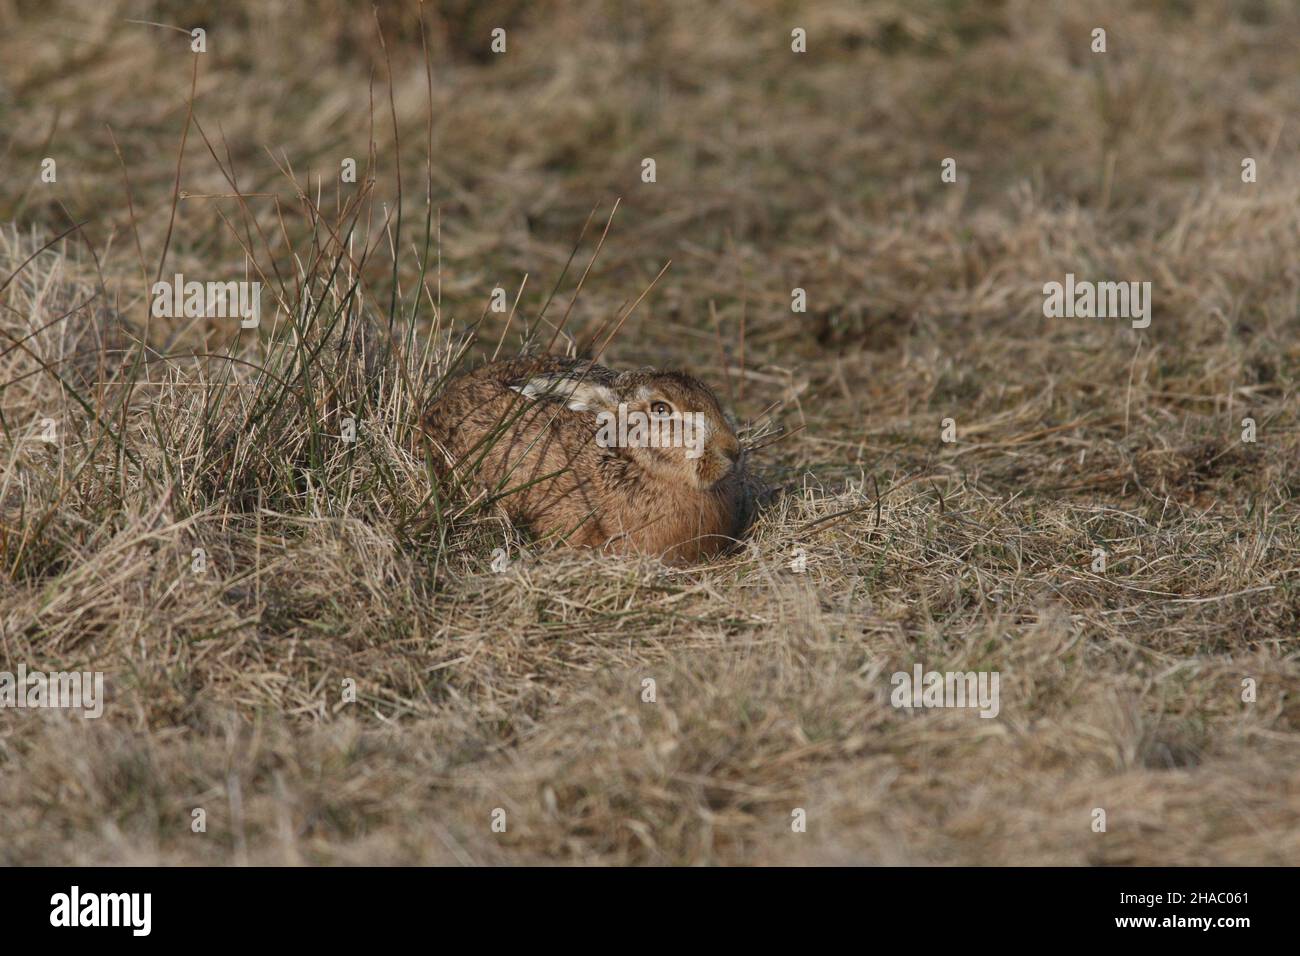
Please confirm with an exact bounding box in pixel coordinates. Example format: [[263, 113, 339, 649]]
[[722, 443, 741, 463]]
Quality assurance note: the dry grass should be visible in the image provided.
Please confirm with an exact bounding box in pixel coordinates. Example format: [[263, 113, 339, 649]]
[[1, 0, 1297, 865]]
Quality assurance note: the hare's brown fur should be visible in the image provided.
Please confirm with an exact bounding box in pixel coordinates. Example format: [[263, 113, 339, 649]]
[[421, 356, 759, 563]]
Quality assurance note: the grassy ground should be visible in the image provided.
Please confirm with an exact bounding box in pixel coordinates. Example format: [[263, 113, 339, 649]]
[[1, 0, 1297, 864]]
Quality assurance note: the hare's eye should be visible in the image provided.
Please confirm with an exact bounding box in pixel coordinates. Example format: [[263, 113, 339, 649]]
[[650, 401, 673, 418]]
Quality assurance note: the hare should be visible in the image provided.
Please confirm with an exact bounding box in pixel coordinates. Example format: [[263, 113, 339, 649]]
[[420, 355, 761, 563]]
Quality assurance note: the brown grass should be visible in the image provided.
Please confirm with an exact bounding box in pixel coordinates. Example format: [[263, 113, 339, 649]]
[[0, 0, 1297, 864]]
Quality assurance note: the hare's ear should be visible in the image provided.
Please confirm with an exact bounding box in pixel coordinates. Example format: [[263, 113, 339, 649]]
[[510, 375, 618, 413]]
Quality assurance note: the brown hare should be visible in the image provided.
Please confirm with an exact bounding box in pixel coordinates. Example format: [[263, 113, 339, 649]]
[[420, 355, 761, 563]]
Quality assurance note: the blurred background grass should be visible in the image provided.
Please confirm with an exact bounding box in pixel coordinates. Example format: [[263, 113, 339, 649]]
[[4, 0, 1297, 366]]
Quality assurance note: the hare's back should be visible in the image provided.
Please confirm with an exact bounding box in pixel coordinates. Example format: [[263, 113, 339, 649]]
[[422, 359, 605, 474]]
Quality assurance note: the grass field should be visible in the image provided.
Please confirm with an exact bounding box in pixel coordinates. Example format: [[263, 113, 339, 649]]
[[1, 0, 1298, 865]]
